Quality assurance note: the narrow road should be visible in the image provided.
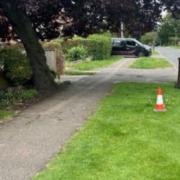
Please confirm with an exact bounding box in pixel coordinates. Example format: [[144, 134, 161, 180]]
[[157, 47, 180, 69], [0, 58, 177, 180]]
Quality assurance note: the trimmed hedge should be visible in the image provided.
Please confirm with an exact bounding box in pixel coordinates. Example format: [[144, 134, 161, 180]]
[[62, 34, 112, 60], [88, 34, 112, 60]]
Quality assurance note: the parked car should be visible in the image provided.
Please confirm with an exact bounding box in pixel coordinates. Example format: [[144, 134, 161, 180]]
[[112, 38, 152, 57]]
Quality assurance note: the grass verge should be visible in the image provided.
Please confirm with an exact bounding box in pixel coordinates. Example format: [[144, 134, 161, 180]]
[[152, 50, 159, 55], [65, 56, 122, 75], [65, 70, 95, 76], [0, 110, 14, 120], [0, 88, 38, 120], [130, 57, 172, 69], [171, 46, 180, 49], [34, 82, 180, 180]]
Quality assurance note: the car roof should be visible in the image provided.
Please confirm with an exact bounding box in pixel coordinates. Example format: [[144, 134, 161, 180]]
[[112, 38, 136, 41]]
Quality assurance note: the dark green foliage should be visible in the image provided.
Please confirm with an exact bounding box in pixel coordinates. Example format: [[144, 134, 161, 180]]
[[158, 15, 180, 45], [0, 48, 32, 86], [62, 34, 112, 60], [0, 87, 38, 108], [88, 34, 112, 60], [62, 39, 87, 53], [66, 46, 87, 61], [0, 72, 8, 90]]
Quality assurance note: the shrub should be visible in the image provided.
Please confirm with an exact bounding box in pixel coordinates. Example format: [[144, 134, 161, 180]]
[[0, 72, 8, 90], [66, 46, 87, 61], [0, 48, 32, 86], [87, 34, 112, 60], [61, 39, 87, 54], [141, 32, 158, 45], [0, 87, 38, 108], [62, 34, 112, 60], [169, 37, 180, 46]]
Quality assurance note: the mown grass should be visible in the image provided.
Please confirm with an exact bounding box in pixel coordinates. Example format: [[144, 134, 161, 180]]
[[65, 56, 122, 74], [152, 50, 159, 55], [34, 82, 180, 180], [171, 46, 180, 49], [176, 46, 180, 49], [130, 57, 172, 69], [0, 110, 14, 119]]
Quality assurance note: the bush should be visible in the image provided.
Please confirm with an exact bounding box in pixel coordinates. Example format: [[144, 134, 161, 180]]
[[62, 34, 112, 60], [0, 87, 38, 108], [0, 48, 32, 86], [66, 46, 87, 61], [62, 39, 87, 54], [0, 72, 8, 90], [169, 37, 180, 46], [141, 32, 158, 45], [88, 34, 112, 60]]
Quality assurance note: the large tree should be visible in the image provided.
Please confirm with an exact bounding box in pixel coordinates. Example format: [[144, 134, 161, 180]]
[[0, 0, 106, 91], [0, 0, 63, 91], [104, 0, 163, 38], [162, 0, 180, 19], [0, 0, 178, 91]]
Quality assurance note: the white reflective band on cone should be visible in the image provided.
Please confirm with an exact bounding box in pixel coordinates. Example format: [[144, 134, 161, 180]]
[[157, 95, 163, 104]]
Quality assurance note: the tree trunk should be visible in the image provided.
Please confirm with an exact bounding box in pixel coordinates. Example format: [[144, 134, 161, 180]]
[[175, 58, 180, 89], [0, 2, 57, 92]]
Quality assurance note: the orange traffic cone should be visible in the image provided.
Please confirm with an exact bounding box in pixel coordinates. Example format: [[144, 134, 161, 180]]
[[154, 88, 166, 112]]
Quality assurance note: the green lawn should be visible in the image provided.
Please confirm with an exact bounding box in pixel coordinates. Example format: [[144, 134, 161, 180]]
[[130, 57, 172, 69], [0, 110, 14, 119], [34, 83, 180, 180], [152, 50, 159, 55], [171, 46, 180, 49], [65, 56, 122, 75], [176, 46, 180, 49]]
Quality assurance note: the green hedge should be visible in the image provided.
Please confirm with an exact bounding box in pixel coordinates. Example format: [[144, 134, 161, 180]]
[[0, 48, 32, 86], [62, 34, 112, 60]]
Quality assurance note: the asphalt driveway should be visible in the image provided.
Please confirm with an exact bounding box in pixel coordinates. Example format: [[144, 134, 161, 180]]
[[157, 47, 180, 69]]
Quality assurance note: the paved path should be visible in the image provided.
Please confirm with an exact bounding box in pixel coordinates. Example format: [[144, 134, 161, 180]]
[[157, 47, 180, 68], [0, 57, 177, 180]]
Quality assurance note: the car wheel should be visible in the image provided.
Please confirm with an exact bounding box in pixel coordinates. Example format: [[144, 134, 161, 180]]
[[138, 52, 145, 57]]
